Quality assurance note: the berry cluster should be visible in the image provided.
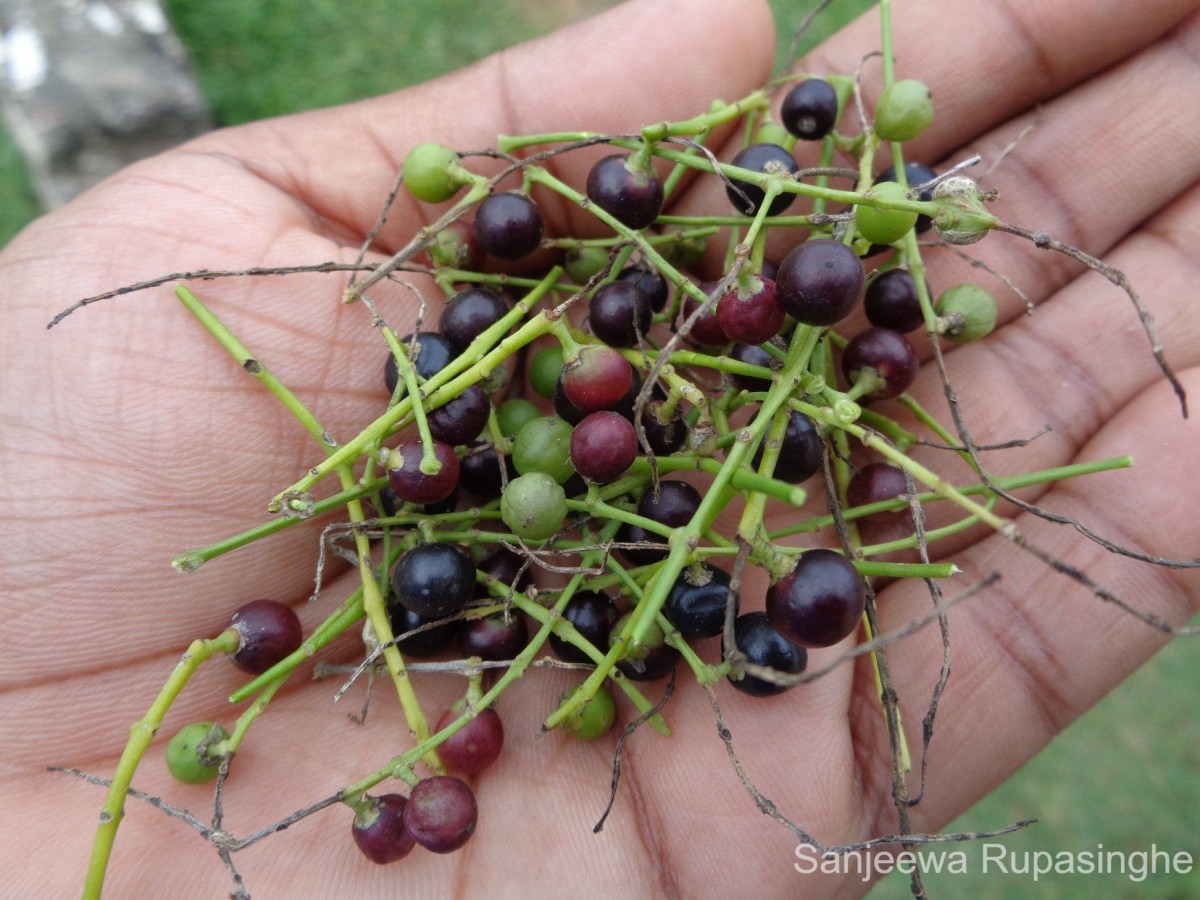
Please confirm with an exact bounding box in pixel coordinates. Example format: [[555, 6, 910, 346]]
[[72, 18, 1165, 896]]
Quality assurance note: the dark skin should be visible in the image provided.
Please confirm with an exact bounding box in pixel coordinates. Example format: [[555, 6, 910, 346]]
[[2, 0, 1198, 895]]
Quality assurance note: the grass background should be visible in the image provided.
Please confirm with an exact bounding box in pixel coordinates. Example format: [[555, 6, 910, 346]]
[[3, 1, 1196, 896]]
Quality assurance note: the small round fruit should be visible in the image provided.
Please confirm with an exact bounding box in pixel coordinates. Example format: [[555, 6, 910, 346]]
[[351, 794, 417, 864], [618, 265, 669, 312], [847, 462, 910, 523], [611, 612, 679, 681], [780, 78, 839, 140], [561, 345, 633, 413], [388, 602, 457, 656], [403, 776, 478, 854], [227, 599, 303, 675], [386, 439, 460, 505], [586, 153, 664, 230], [753, 409, 824, 484], [496, 397, 540, 438], [725, 612, 807, 697], [766, 548, 865, 648], [474, 192, 544, 260], [500, 472, 568, 542], [716, 276, 785, 345], [434, 707, 505, 775], [864, 269, 925, 333], [561, 683, 617, 740], [728, 342, 773, 392], [640, 400, 687, 456], [775, 239, 866, 326], [873, 79, 934, 142], [842, 327, 919, 400], [571, 412, 638, 484], [529, 345, 565, 399], [935, 283, 997, 342], [428, 220, 483, 270], [391, 542, 475, 619], [384, 332, 456, 393], [457, 612, 528, 661], [427, 384, 489, 446], [663, 564, 735, 638], [549, 590, 617, 663], [725, 143, 799, 216], [476, 546, 533, 594], [402, 142, 463, 203], [565, 244, 611, 282], [681, 290, 729, 347], [458, 443, 513, 498], [855, 181, 919, 246], [512, 416, 576, 484], [165, 721, 229, 785], [878, 161, 937, 233], [439, 287, 509, 353], [589, 280, 652, 347]]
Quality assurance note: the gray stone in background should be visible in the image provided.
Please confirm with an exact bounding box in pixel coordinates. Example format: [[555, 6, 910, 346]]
[[0, 0, 210, 209]]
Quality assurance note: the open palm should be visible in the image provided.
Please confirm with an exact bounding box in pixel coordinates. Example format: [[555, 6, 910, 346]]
[[2, 0, 1198, 896]]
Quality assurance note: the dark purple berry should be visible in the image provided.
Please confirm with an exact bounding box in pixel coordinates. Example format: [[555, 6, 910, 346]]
[[476, 546, 532, 595], [384, 332, 456, 393], [842, 327, 919, 400], [391, 542, 475, 619], [618, 265, 669, 312], [725, 612, 807, 697], [780, 78, 839, 141], [766, 549, 864, 648], [571, 411, 638, 484], [549, 591, 617, 664], [663, 564, 736, 638], [728, 342, 773, 392], [457, 612, 528, 661], [640, 400, 687, 456], [589, 281, 652, 347], [682, 284, 729, 347], [388, 602, 456, 656], [586, 154, 664, 230], [226, 599, 303, 675], [619, 480, 701, 565], [611, 612, 679, 681], [434, 707, 504, 775], [864, 269, 925, 333], [386, 439, 459, 505], [403, 776, 478, 854], [716, 276, 785, 345], [439, 287, 510, 352], [775, 239, 865, 326], [474, 192, 543, 260], [847, 462, 910, 522], [458, 443, 515, 498], [427, 384, 489, 446], [753, 410, 824, 484], [351, 794, 417, 865], [725, 143, 799, 217]]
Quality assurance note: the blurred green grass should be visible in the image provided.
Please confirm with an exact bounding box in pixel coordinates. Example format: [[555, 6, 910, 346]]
[[2, 1, 1197, 896]]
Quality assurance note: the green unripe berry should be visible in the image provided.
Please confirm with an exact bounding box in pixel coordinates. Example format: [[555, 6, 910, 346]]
[[497, 398, 540, 437], [166, 721, 229, 785], [402, 142, 465, 203], [854, 181, 919, 245], [873, 79, 934, 143], [560, 684, 616, 740], [932, 176, 994, 245], [564, 246, 610, 283], [754, 120, 791, 147], [529, 345, 564, 399], [501, 472, 568, 542], [512, 416, 575, 483], [935, 284, 997, 342]]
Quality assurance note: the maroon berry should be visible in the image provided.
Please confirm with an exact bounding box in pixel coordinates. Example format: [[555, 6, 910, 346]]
[[351, 794, 417, 865], [403, 776, 478, 853], [386, 439, 460, 505], [766, 549, 864, 648], [457, 612, 528, 661], [586, 154, 664, 230], [434, 707, 505, 776], [681, 283, 729, 346], [562, 345, 633, 412], [842, 327, 919, 400], [226, 599, 303, 675], [716, 276, 785, 344], [571, 411, 638, 484]]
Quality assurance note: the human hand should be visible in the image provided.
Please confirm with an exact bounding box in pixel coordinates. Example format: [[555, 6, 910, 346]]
[[1, 0, 1198, 896]]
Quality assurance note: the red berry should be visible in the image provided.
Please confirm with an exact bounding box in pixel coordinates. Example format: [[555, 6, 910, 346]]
[[716, 276, 785, 345], [403, 776, 478, 854], [842, 327, 919, 400], [386, 439, 460, 505], [226, 599, 303, 675], [562, 345, 633, 413], [351, 794, 417, 865], [571, 411, 638, 484], [766, 549, 864, 648]]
